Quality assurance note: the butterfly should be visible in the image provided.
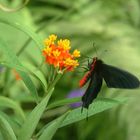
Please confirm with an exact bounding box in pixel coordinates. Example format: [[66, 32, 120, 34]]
[[79, 57, 140, 109]]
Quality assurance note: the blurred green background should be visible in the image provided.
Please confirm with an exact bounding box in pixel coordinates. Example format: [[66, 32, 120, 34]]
[[1, 0, 140, 140]]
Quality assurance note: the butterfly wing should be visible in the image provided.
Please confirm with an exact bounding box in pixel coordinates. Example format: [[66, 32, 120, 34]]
[[101, 64, 140, 88], [82, 73, 103, 109]]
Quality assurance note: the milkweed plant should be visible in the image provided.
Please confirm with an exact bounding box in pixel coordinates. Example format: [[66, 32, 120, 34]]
[[0, 27, 126, 140]]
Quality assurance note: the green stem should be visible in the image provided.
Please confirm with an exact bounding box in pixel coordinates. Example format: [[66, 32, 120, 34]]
[[0, 0, 29, 12], [47, 71, 63, 93], [16, 7, 75, 57], [2, 68, 11, 95]]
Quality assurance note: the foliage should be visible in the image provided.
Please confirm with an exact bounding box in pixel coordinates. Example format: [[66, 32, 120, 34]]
[[0, 0, 140, 140]]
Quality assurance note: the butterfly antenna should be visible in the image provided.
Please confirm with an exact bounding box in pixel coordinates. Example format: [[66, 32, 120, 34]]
[[92, 42, 98, 57]]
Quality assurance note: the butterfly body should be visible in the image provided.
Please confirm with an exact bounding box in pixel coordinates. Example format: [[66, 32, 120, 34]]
[[80, 57, 140, 109]]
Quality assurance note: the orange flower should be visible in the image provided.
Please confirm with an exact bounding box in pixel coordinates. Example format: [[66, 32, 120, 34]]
[[13, 69, 21, 80], [43, 34, 80, 71]]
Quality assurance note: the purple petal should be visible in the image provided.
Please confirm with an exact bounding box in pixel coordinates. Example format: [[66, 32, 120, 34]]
[[0, 66, 4, 73], [67, 89, 84, 108]]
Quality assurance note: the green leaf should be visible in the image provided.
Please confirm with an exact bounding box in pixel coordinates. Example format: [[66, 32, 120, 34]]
[[127, 0, 140, 27], [32, 69, 47, 89], [47, 97, 81, 109], [0, 62, 27, 72], [60, 98, 126, 127], [0, 62, 47, 90], [0, 0, 29, 12], [38, 111, 70, 140], [0, 96, 25, 121], [0, 114, 17, 140], [22, 62, 47, 90], [0, 18, 43, 51], [18, 88, 54, 140], [0, 38, 39, 102], [0, 111, 21, 135]]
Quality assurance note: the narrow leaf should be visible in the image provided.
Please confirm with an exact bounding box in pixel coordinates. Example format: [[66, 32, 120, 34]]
[[47, 97, 81, 109], [0, 115, 17, 140], [0, 96, 25, 121], [0, 62, 47, 90], [0, 38, 39, 102], [0, 0, 29, 12], [60, 98, 126, 127], [0, 18, 43, 50], [18, 88, 54, 140], [38, 111, 69, 140]]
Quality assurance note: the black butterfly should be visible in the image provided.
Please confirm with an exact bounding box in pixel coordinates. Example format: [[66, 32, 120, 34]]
[[79, 57, 140, 109]]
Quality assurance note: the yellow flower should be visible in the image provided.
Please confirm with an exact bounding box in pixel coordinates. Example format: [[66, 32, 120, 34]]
[[57, 39, 71, 50], [52, 50, 61, 58], [72, 49, 81, 57], [44, 39, 52, 46], [43, 47, 52, 56], [49, 34, 57, 42], [65, 58, 79, 67], [44, 34, 57, 46]]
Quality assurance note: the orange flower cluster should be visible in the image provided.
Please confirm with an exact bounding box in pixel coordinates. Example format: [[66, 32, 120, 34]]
[[43, 34, 80, 71]]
